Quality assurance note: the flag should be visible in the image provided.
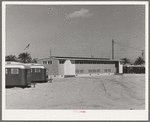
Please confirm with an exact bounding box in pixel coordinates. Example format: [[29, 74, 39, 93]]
[[24, 44, 30, 50]]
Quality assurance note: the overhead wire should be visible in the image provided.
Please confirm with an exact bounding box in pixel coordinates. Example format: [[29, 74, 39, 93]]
[[114, 41, 143, 51]]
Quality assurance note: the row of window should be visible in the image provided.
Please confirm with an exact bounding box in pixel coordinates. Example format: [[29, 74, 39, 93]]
[[42, 60, 66, 64], [59, 60, 65, 64], [31, 68, 41, 73], [42, 60, 115, 65], [76, 69, 111, 73], [76, 70, 84, 73], [6, 69, 19, 74], [42, 61, 52, 65], [6, 68, 41, 74], [75, 61, 115, 64]]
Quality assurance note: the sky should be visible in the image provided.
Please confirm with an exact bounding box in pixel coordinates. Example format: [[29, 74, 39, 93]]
[[5, 4, 145, 63]]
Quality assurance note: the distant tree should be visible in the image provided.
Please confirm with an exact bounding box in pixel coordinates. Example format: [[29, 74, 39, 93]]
[[91, 54, 94, 58], [120, 58, 130, 64], [6, 55, 18, 61], [31, 58, 38, 63], [18, 52, 32, 63], [134, 56, 145, 65]]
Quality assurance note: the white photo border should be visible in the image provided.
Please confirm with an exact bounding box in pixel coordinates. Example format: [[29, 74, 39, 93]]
[[2, 1, 149, 120]]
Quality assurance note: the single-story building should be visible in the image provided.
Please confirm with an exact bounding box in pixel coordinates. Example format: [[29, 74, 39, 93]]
[[37, 56, 123, 78]]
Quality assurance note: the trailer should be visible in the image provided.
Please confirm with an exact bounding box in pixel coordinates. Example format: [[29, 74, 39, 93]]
[[123, 65, 145, 74], [26, 64, 47, 83], [5, 64, 31, 88], [132, 65, 145, 74]]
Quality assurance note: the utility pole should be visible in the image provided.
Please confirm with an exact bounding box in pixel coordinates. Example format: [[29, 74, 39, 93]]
[[50, 49, 51, 58], [112, 39, 114, 60]]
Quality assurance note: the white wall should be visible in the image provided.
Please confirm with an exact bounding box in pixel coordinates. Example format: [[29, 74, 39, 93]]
[[119, 62, 123, 73], [64, 60, 75, 75]]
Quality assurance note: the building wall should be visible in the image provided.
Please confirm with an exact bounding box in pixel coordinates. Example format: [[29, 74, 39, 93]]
[[37, 59, 59, 77], [37, 58, 122, 77], [58, 64, 65, 75], [75, 64, 116, 75]]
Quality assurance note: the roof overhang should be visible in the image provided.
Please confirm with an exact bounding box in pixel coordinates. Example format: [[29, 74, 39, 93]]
[[38, 56, 122, 62]]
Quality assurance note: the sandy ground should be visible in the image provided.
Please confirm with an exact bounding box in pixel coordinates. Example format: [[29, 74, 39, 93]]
[[5, 74, 145, 109]]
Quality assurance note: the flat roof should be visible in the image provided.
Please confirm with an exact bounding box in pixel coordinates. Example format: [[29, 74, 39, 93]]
[[25, 63, 46, 69], [5, 64, 31, 69], [38, 56, 122, 62], [5, 61, 24, 64], [123, 65, 145, 67]]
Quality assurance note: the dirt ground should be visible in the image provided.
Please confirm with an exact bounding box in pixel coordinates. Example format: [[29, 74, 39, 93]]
[[5, 74, 145, 109]]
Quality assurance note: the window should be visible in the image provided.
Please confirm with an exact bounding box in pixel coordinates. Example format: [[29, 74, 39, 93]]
[[97, 62, 100, 64], [35, 68, 41, 73], [74, 61, 107, 64], [80, 70, 84, 73], [97, 69, 100, 72], [89, 61, 92, 64], [48, 61, 52, 64], [5, 69, 8, 74], [109, 62, 114, 64], [80, 61, 83, 64], [59, 60, 65, 64], [89, 69, 92, 73], [11, 69, 19, 74], [104, 69, 107, 72], [43, 61, 47, 64], [76, 70, 79, 73], [75, 61, 79, 64], [93, 69, 96, 73], [108, 69, 111, 72], [93, 62, 96, 64]]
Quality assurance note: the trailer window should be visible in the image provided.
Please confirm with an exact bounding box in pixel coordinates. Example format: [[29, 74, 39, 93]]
[[11, 69, 19, 74], [5, 69, 8, 74], [35, 69, 37, 72], [35, 68, 41, 73]]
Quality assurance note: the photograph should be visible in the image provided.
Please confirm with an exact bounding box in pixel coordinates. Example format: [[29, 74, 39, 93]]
[[2, 1, 149, 120]]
